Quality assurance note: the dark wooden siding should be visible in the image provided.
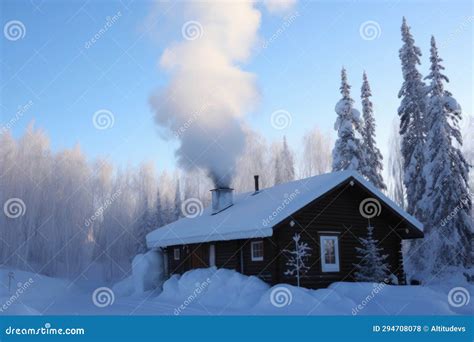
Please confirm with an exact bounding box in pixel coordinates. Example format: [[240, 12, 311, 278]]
[[239, 238, 278, 283], [167, 242, 210, 275], [273, 180, 408, 288], [166, 178, 417, 289], [215, 241, 240, 270]]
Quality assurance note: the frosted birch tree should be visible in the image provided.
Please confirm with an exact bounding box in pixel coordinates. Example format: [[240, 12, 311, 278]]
[[234, 129, 272, 191], [283, 233, 312, 287], [274, 136, 295, 185], [0, 125, 174, 280], [300, 127, 332, 178]]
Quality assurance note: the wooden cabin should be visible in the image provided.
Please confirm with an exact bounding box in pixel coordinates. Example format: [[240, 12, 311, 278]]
[[146, 171, 423, 289]]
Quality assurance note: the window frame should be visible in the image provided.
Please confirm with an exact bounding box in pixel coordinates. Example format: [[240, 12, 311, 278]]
[[319, 235, 340, 272], [209, 244, 216, 267], [250, 240, 264, 261], [173, 247, 180, 261]]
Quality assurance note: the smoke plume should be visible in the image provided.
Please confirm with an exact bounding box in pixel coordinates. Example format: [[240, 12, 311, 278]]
[[150, 0, 295, 187]]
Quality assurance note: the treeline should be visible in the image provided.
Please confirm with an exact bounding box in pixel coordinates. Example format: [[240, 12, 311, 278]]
[[0, 125, 331, 281], [331, 17, 472, 277]]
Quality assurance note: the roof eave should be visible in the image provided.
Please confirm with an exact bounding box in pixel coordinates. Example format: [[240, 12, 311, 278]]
[[146, 227, 274, 249]]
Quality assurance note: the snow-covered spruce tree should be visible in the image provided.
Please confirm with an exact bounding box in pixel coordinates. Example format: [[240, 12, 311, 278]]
[[332, 67, 364, 173], [462, 116, 474, 197], [461, 116, 474, 221], [360, 72, 386, 190], [274, 136, 295, 185], [354, 225, 391, 282], [420, 36, 472, 269], [283, 233, 312, 287], [397, 17, 426, 218]]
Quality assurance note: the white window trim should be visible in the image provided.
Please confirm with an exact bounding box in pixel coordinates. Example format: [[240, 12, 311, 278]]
[[173, 248, 180, 261], [209, 244, 216, 267], [320, 235, 340, 272], [251, 241, 264, 261]]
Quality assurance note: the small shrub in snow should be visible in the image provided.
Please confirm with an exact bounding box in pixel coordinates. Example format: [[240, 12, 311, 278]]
[[283, 233, 312, 287], [354, 225, 391, 283]]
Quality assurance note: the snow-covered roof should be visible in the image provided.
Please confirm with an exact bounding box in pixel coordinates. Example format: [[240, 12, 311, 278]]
[[146, 171, 423, 248]]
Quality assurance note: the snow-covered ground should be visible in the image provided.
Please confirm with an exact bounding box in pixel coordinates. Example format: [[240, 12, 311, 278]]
[[1, 266, 472, 316]]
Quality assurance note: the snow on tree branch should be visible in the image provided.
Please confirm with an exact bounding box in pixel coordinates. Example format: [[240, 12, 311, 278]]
[[283, 233, 312, 287]]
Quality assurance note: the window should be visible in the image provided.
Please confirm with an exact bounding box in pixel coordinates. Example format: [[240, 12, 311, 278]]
[[320, 236, 340, 272], [209, 244, 216, 267], [251, 241, 264, 261], [174, 248, 180, 261]]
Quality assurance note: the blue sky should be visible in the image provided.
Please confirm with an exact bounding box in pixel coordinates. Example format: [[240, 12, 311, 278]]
[[1, 0, 472, 173]]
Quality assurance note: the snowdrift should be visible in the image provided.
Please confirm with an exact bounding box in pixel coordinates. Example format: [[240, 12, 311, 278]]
[[1, 266, 470, 315], [158, 267, 269, 314], [155, 268, 462, 315], [0, 268, 78, 315]]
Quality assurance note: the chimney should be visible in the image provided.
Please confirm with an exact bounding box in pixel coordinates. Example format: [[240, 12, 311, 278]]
[[254, 175, 260, 193], [210, 187, 234, 215]]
